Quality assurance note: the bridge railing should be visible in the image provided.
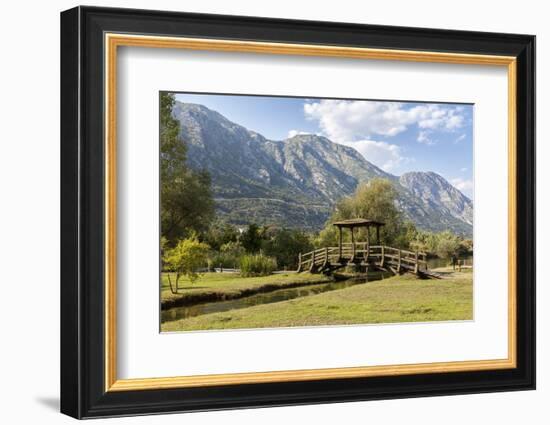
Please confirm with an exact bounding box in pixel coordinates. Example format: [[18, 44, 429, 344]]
[[379, 246, 428, 272], [297, 247, 340, 268], [297, 244, 428, 273]]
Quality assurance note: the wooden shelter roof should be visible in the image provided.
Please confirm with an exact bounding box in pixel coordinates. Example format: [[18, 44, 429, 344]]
[[332, 218, 385, 228]]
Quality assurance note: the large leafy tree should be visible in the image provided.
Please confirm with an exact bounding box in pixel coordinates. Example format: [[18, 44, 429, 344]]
[[319, 178, 414, 248], [160, 93, 214, 243]]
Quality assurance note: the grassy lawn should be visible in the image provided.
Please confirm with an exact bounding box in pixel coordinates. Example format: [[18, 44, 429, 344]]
[[161, 272, 333, 308], [161, 270, 473, 332]]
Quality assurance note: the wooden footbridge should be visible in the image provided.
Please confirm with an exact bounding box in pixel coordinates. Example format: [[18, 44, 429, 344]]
[[297, 218, 438, 279]]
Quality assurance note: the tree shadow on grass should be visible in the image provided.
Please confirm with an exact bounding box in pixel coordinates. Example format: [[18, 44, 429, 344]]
[[177, 286, 209, 290]]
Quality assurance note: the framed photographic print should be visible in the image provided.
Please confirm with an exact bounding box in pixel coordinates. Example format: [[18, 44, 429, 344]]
[[60, 6, 535, 419]]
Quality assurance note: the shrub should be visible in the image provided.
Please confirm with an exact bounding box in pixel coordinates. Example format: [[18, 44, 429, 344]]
[[208, 252, 240, 270], [239, 254, 277, 277], [207, 241, 246, 270]]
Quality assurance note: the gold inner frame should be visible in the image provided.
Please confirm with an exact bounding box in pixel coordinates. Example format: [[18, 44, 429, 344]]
[[104, 33, 518, 392]]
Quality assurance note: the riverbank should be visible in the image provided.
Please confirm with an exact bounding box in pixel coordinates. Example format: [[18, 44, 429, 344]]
[[161, 272, 333, 309], [161, 270, 473, 332]]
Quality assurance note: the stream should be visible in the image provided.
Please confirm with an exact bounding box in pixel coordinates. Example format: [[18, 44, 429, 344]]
[[427, 255, 473, 270], [161, 272, 386, 323]]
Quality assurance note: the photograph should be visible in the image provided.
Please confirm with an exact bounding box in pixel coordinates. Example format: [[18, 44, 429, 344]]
[[57, 4, 536, 419], [159, 92, 475, 332]]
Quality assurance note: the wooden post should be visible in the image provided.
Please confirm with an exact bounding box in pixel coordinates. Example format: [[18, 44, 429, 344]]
[[351, 227, 356, 260], [398, 249, 401, 272], [311, 249, 316, 272], [338, 226, 342, 260], [414, 251, 419, 274], [376, 225, 380, 245], [297, 253, 302, 272], [324, 247, 328, 267], [366, 226, 370, 258], [380, 245, 385, 267]]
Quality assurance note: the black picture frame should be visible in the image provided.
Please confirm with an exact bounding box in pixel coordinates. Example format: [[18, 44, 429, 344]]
[[61, 5, 535, 419]]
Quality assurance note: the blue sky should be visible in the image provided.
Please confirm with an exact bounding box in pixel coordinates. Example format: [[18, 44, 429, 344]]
[[174, 93, 473, 198]]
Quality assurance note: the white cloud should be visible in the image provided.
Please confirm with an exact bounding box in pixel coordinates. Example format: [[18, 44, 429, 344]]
[[460, 167, 468, 172], [417, 130, 435, 145], [303, 100, 467, 144], [341, 140, 406, 172], [451, 177, 473, 197], [418, 109, 464, 130], [287, 129, 311, 138], [454, 134, 467, 144]]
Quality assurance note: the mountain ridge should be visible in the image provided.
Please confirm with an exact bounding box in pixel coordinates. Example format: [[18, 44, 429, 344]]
[[172, 101, 473, 236]]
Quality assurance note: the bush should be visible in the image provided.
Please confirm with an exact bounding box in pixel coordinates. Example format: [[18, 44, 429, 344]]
[[208, 252, 240, 270], [207, 241, 246, 270], [239, 254, 277, 277]]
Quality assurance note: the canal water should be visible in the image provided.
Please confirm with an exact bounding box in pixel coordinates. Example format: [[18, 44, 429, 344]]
[[427, 255, 473, 270], [161, 273, 386, 323]]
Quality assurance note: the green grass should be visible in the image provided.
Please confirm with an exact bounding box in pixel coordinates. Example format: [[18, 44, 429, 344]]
[[161, 272, 333, 308], [161, 271, 473, 332]]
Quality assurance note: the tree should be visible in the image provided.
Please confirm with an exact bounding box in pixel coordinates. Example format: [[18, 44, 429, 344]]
[[393, 221, 419, 250], [434, 231, 461, 259], [240, 223, 264, 253], [324, 178, 412, 247], [262, 229, 313, 269], [163, 237, 210, 293], [160, 93, 186, 183], [161, 169, 215, 242], [458, 238, 473, 257], [160, 92, 215, 243], [204, 223, 239, 251], [314, 225, 339, 248], [220, 240, 246, 257]]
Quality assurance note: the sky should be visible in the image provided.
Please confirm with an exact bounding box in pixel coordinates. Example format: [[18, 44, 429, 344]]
[[174, 93, 474, 198]]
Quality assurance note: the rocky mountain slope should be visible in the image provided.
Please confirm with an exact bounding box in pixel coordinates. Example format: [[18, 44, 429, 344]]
[[172, 102, 473, 236]]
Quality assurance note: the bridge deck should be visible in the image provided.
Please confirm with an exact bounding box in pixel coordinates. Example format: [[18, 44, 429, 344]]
[[297, 243, 437, 278]]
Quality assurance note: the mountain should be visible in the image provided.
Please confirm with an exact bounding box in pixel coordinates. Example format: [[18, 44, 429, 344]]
[[397, 172, 473, 235], [172, 102, 473, 236]]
